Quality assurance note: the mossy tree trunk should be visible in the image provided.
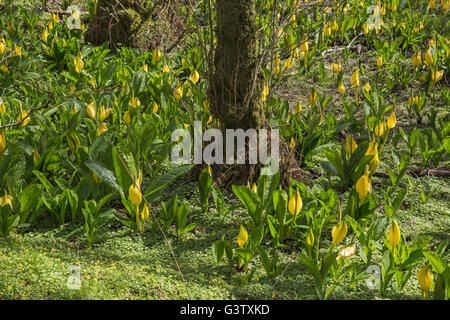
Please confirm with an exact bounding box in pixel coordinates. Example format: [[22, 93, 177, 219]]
[[209, 0, 265, 130]]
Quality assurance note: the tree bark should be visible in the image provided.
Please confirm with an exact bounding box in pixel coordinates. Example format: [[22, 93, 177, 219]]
[[209, 0, 265, 130]]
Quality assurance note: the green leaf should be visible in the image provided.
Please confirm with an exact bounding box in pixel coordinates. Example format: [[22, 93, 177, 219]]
[[85, 160, 124, 199], [423, 251, 449, 274], [145, 164, 194, 201]]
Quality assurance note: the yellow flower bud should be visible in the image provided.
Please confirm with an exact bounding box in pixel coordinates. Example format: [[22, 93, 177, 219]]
[[346, 135, 357, 155], [173, 86, 183, 101], [129, 97, 141, 108], [141, 203, 150, 223], [338, 82, 345, 95], [129, 172, 143, 206], [424, 47, 433, 66], [97, 122, 108, 136], [364, 82, 371, 92], [251, 183, 257, 193], [374, 122, 385, 137], [123, 110, 131, 124], [332, 221, 348, 246], [388, 220, 401, 248], [191, 70, 200, 84], [288, 189, 302, 218], [417, 265, 433, 297], [412, 50, 422, 67], [366, 142, 379, 172], [387, 111, 396, 129], [377, 56, 383, 68], [306, 228, 314, 247], [356, 172, 372, 201], [32, 149, 40, 164], [18, 111, 30, 127], [295, 101, 302, 113], [237, 225, 248, 248], [74, 56, 84, 73], [351, 70, 360, 88], [86, 102, 96, 120], [0, 129, 6, 158], [153, 48, 162, 63]]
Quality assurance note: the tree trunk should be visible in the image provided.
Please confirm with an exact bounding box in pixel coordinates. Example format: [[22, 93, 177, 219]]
[[209, 0, 265, 130]]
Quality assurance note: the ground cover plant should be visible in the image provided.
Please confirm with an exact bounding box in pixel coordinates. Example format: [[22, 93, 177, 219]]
[[0, 0, 449, 300]]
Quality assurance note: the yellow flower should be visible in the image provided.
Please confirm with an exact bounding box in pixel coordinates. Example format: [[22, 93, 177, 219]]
[[97, 122, 108, 136], [32, 149, 40, 164], [337, 244, 356, 260], [74, 56, 84, 73], [388, 220, 401, 248], [330, 62, 341, 73], [300, 36, 309, 52], [428, 0, 435, 9], [377, 56, 383, 68], [191, 70, 200, 84], [18, 111, 30, 127], [366, 142, 379, 172], [0, 65, 8, 73], [332, 221, 348, 246], [431, 69, 444, 83], [374, 122, 385, 137], [70, 104, 78, 114], [351, 70, 360, 88], [99, 106, 113, 121], [387, 111, 396, 129], [364, 82, 371, 92], [173, 86, 183, 101], [412, 50, 422, 67], [295, 101, 302, 113], [346, 135, 357, 155], [141, 203, 150, 223], [331, 19, 338, 31], [288, 189, 302, 218], [181, 58, 188, 68], [417, 265, 433, 297], [356, 172, 372, 201], [285, 55, 294, 69], [0, 129, 6, 158], [324, 23, 332, 37], [237, 225, 248, 248], [424, 47, 433, 66], [129, 170, 143, 206], [163, 64, 170, 73], [152, 48, 162, 63], [129, 97, 141, 108], [251, 183, 257, 193], [86, 102, 96, 120], [141, 64, 148, 73], [42, 29, 49, 43], [152, 102, 159, 113], [338, 82, 345, 95], [0, 100, 5, 115], [0, 193, 13, 207], [123, 110, 131, 124], [50, 13, 60, 24], [289, 137, 295, 149], [15, 46, 22, 57], [306, 228, 314, 247], [0, 38, 5, 54]]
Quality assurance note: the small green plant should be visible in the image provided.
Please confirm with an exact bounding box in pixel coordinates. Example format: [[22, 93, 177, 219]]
[[81, 193, 115, 247]]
